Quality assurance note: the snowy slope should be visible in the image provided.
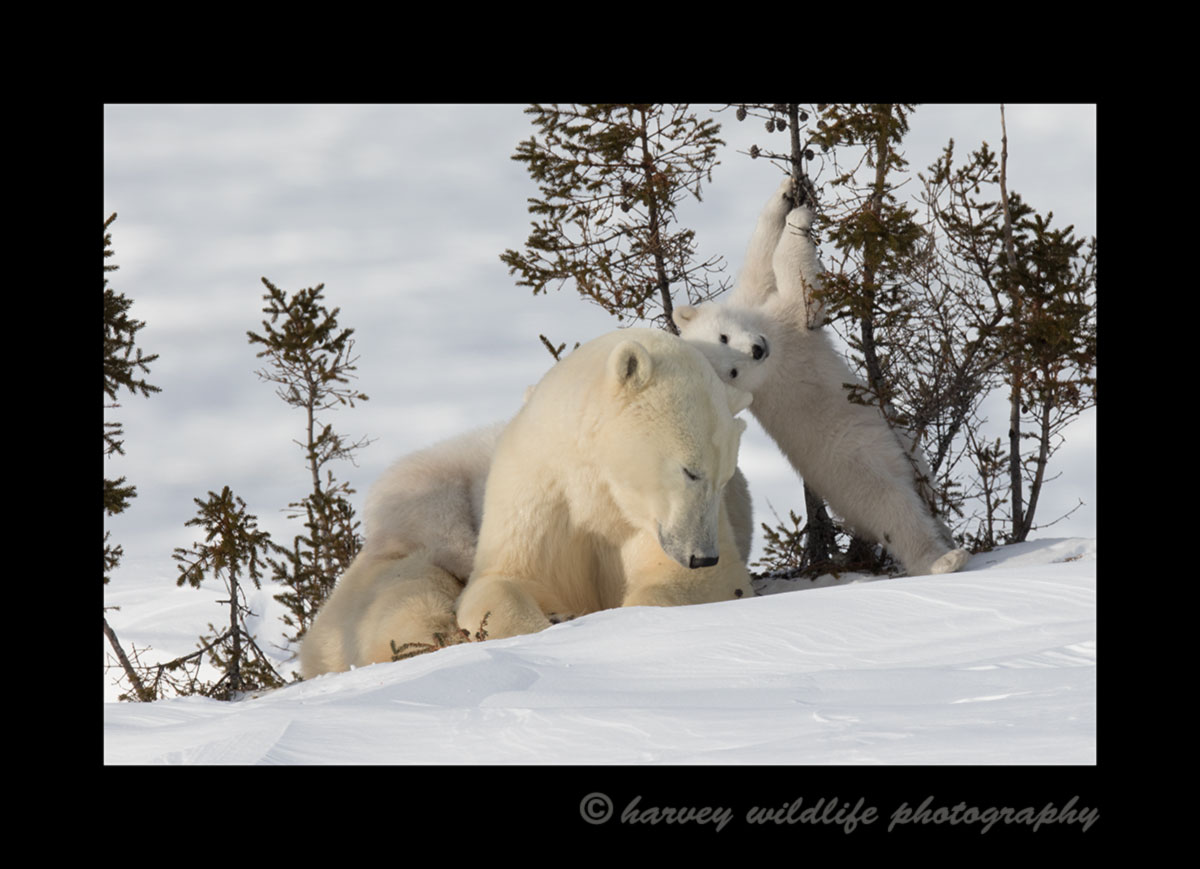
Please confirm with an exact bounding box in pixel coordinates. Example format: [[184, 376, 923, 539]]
[[103, 538, 1095, 766]]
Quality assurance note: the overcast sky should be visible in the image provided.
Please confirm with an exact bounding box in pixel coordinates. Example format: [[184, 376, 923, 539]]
[[102, 104, 1096, 586]]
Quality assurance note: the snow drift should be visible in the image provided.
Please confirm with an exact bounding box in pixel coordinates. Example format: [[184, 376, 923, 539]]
[[103, 538, 1095, 766]]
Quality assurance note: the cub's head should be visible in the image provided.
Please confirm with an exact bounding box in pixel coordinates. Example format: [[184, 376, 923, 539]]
[[673, 303, 777, 394], [592, 330, 748, 570]]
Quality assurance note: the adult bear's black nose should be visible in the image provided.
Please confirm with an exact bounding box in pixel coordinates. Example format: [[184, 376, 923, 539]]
[[689, 554, 719, 569]]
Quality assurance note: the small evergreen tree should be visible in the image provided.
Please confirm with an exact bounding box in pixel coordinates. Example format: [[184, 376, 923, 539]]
[[995, 110, 1096, 542], [103, 212, 161, 582], [961, 432, 1009, 551], [173, 486, 285, 699], [107, 277, 372, 699], [247, 277, 370, 650], [793, 104, 1008, 554], [920, 108, 1096, 544], [102, 213, 160, 702], [806, 103, 996, 537], [501, 103, 727, 336], [806, 104, 925, 400], [750, 509, 807, 576]]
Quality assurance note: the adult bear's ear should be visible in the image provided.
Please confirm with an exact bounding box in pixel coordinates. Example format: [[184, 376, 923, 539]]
[[608, 339, 653, 395], [672, 305, 697, 329], [724, 382, 753, 416]]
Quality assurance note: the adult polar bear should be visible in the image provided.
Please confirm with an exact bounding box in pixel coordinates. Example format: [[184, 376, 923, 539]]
[[456, 328, 755, 640], [300, 329, 754, 676], [674, 179, 969, 577], [357, 420, 755, 583]]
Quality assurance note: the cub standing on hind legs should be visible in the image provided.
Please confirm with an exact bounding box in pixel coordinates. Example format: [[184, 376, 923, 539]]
[[674, 179, 969, 577]]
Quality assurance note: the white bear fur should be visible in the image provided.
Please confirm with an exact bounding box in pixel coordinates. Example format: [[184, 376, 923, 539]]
[[728, 179, 825, 328], [360, 421, 506, 582], [300, 349, 757, 677], [456, 328, 755, 640], [299, 548, 463, 678], [674, 179, 969, 577], [361, 421, 756, 582]]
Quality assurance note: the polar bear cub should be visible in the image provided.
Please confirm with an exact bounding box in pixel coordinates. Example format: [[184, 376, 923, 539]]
[[360, 421, 506, 581], [456, 328, 755, 640], [673, 302, 778, 395], [673, 183, 969, 577], [298, 548, 464, 678]]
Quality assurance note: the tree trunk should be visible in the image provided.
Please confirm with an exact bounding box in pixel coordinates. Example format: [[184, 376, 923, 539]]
[[858, 109, 891, 397], [803, 486, 838, 569], [637, 107, 676, 333], [781, 105, 842, 570], [998, 105, 1027, 541], [103, 615, 153, 702]]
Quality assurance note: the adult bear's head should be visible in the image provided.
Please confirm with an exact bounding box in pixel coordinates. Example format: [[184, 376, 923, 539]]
[[587, 329, 749, 570]]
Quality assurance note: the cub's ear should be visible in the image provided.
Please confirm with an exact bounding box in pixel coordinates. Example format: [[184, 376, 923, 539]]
[[608, 339, 653, 395], [672, 305, 698, 329], [724, 382, 753, 416]]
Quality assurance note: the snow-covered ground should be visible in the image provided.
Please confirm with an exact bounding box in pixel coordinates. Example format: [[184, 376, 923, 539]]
[[103, 537, 1095, 766]]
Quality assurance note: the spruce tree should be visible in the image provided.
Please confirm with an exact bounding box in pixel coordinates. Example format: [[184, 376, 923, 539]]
[[173, 487, 285, 699], [107, 276, 372, 699], [920, 108, 1096, 545], [501, 104, 727, 336], [805, 104, 988, 531], [102, 213, 160, 702], [103, 212, 160, 582], [247, 277, 370, 650], [798, 104, 1008, 555], [993, 108, 1096, 542], [806, 104, 924, 403]]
